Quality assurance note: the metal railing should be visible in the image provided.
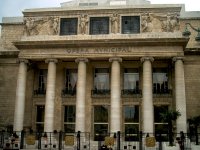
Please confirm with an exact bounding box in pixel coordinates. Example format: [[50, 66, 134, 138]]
[[0, 130, 199, 150]]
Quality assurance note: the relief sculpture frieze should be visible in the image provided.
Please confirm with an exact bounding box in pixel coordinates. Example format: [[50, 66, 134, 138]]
[[24, 17, 59, 36], [141, 13, 180, 33]]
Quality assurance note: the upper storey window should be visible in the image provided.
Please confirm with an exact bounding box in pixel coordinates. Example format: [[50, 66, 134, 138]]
[[122, 16, 140, 34], [60, 18, 78, 35], [90, 17, 109, 35]]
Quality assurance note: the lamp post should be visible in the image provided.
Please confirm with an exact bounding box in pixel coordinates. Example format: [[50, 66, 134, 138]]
[[182, 23, 200, 42]]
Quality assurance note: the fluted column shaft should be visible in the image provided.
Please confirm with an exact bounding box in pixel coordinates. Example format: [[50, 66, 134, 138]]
[[75, 58, 88, 132], [14, 59, 28, 131], [173, 57, 187, 133], [109, 57, 122, 133], [141, 57, 154, 134], [44, 59, 57, 132]]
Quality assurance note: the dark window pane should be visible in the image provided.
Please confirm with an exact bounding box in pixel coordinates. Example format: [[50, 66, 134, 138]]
[[124, 106, 139, 122], [125, 124, 139, 141], [90, 17, 109, 35], [122, 16, 140, 34], [60, 18, 78, 35], [64, 124, 75, 133], [64, 106, 76, 122], [38, 69, 47, 91], [94, 124, 108, 141], [94, 106, 108, 122], [154, 106, 168, 123], [36, 105, 45, 122]]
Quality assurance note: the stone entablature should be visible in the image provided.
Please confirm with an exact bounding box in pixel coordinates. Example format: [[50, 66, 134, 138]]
[[22, 5, 182, 36]]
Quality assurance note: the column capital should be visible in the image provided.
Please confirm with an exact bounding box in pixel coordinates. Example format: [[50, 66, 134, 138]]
[[75, 58, 88, 63], [45, 59, 58, 64], [109, 57, 122, 63], [17, 59, 29, 64], [140, 57, 154, 63], [172, 57, 184, 62]]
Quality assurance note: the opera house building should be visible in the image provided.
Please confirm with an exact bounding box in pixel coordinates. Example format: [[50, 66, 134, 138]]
[[0, 0, 200, 149]]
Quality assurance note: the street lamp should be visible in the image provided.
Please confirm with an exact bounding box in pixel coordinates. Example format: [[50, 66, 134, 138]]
[[182, 23, 200, 42]]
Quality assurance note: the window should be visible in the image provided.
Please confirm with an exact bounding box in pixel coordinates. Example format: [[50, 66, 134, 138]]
[[90, 17, 109, 35], [94, 105, 109, 141], [64, 106, 76, 133], [34, 69, 47, 95], [154, 105, 168, 141], [153, 68, 169, 94], [93, 68, 110, 95], [123, 68, 139, 95], [124, 106, 139, 141], [62, 69, 77, 96], [60, 18, 78, 35], [36, 105, 45, 132], [122, 16, 140, 34]]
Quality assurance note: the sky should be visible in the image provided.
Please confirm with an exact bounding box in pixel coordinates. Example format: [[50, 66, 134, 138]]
[[0, 0, 199, 22]]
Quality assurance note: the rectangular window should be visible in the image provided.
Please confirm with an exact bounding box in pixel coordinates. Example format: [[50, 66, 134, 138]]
[[123, 68, 139, 95], [153, 68, 169, 94], [60, 18, 78, 35], [34, 69, 47, 95], [94, 105, 109, 141], [93, 68, 110, 95], [122, 16, 140, 34], [90, 17, 109, 35], [64, 106, 76, 133], [62, 69, 77, 96], [36, 105, 45, 132], [154, 105, 168, 141], [124, 106, 139, 141]]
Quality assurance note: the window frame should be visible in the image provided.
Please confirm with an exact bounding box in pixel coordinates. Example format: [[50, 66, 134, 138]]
[[121, 16, 140, 34], [89, 17, 109, 35], [64, 105, 76, 133], [60, 18, 78, 35]]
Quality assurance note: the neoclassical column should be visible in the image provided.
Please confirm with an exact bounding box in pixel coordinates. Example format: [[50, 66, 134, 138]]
[[173, 57, 187, 133], [75, 58, 88, 132], [109, 57, 122, 133], [13, 59, 29, 131], [44, 59, 58, 132], [141, 57, 154, 134]]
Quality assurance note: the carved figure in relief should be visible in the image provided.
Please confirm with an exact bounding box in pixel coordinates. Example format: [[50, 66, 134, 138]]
[[161, 13, 180, 32], [111, 13, 119, 34], [52, 18, 59, 35], [141, 13, 153, 32], [24, 18, 38, 36], [80, 14, 89, 35]]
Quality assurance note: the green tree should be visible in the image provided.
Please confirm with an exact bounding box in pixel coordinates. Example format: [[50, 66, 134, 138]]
[[160, 109, 181, 146], [188, 115, 200, 145]]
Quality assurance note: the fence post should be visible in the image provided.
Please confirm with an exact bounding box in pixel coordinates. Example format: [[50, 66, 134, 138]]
[[77, 131, 81, 150], [20, 130, 24, 149], [37, 132, 41, 149], [59, 131, 62, 150], [0, 131, 3, 148], [158, 133, 162, 150], [195, 127, 199, 145], [139, 131, 143, 150], [117, 131, 120, 150]]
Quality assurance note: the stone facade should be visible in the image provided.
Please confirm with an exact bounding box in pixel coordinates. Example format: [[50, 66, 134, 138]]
[[0, 0, 200, 142]]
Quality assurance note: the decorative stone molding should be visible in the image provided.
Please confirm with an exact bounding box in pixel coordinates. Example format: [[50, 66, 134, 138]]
[[24, 17, 59, 36], [140, 57, 154, 63], [109, 57, 122, 62], [75, 58, 89, 63], [110, 13, 119, 34], [16, 59, 29, 64], [45, 59, 58, 64], [79, 14, 89, 35], [172, 57, 184, 62]]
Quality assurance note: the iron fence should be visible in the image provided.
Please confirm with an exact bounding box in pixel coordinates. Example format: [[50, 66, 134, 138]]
[[0, 130, 199, 149]]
